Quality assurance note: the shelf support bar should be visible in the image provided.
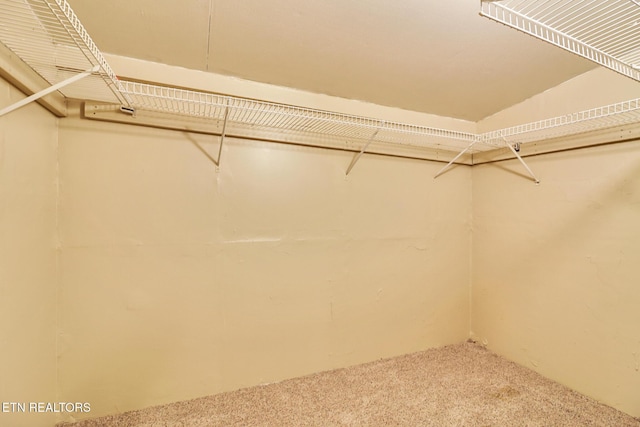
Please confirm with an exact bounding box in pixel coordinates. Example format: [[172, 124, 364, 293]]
[[506, 141, 540, 184], [0, 65, 99, 117], [434, 139, 479, 179], [215, 106, 230, 167], [346, 129, 379, 175]]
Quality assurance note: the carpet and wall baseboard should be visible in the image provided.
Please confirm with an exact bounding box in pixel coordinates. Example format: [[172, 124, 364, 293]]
[[60, 342, 640, 427]]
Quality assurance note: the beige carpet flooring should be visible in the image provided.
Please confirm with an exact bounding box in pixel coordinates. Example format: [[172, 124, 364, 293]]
[[61, 342, 640, 426]]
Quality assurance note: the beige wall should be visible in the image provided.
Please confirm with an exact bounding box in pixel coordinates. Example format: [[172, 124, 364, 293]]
[[473, 67, 640, 418], [5, 56, 640, 425], [0, 78, 58, 427], [477, 67, 640, 133], [471, 142, 640, 417], [56, 111, 472, 421]]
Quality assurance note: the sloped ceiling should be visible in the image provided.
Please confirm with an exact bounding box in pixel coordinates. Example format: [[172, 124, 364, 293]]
[[67, 0, 596, 121]]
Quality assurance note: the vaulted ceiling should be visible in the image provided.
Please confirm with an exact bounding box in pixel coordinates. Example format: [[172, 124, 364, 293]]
[[66, 0, 596, 121]]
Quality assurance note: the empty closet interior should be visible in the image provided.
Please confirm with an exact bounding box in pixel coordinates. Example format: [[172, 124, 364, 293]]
[[1, 1, 639, 425]]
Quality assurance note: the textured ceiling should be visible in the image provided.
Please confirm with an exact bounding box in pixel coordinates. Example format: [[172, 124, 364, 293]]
[[67, 0, 596, 121]]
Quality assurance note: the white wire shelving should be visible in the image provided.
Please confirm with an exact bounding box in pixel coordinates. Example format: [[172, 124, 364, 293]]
[[119, 80, 640, 151], [481, 98, 640, 145], [480, 0, 640, 82], [118, 81, 480, 155], [0, 0, 127, 112], [0, 0, 639, 177]]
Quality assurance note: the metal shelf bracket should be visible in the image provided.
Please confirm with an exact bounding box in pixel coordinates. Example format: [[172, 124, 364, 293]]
[[214, 106, 230, 167], [345, 129, 379, 175], [505, 139, 540, 184], [434, 139, 480, 179], [0, 65, 99, 117]]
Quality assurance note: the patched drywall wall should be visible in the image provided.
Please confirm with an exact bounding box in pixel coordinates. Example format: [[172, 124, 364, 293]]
[[471, 142, 640, 417], [56, 109, 472, 421], [0, 78, 58, 427], [4, 50, 639, 425]]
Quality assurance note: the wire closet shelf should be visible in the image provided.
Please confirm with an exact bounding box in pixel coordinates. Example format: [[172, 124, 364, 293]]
[[119, 81, 640, 154], [119, 81, 481, 153], [1, 0, 640, 161], [480, 0, 640, 82], [0, 0, 127, 104], [481, 98, 640, 145]]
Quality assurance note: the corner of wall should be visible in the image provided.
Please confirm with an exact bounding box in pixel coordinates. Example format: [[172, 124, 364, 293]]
[[470, 140, 640, 418], [476, 67, 640, 133], [0, 77, 60, 427]]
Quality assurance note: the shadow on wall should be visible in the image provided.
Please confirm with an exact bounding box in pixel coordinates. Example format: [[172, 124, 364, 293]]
[[183, 132, 222, 167]]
